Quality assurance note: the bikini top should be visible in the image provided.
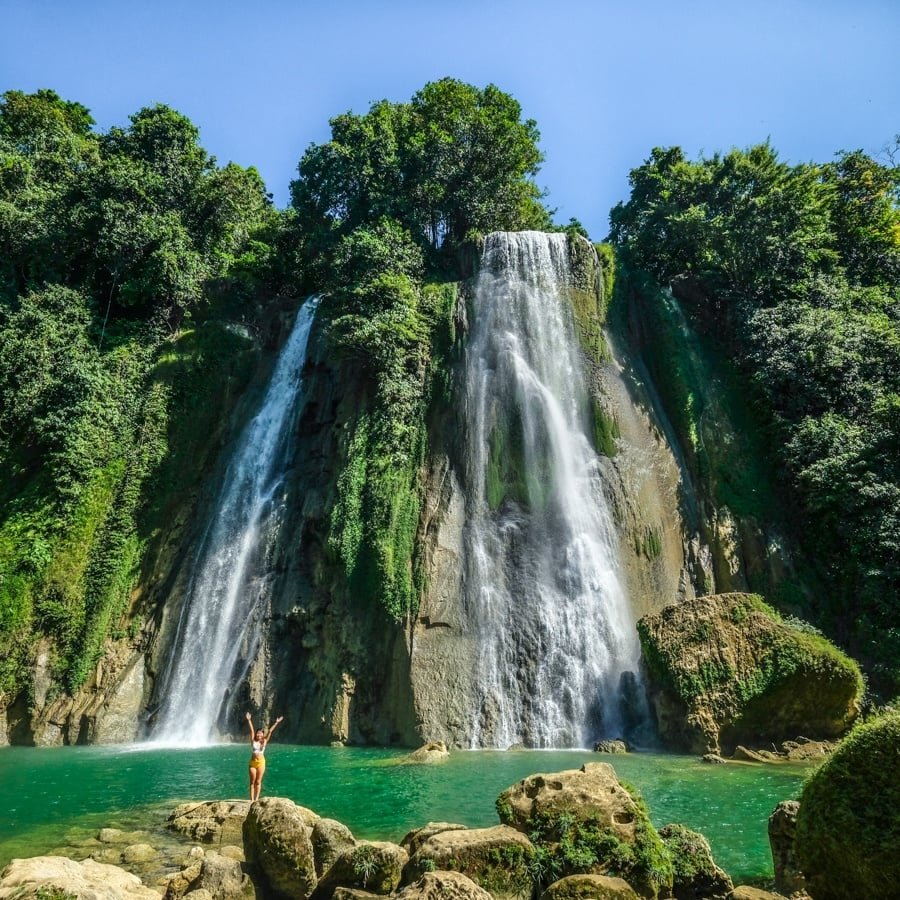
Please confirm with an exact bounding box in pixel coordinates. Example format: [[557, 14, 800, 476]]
[[252, 739, 265, 755]]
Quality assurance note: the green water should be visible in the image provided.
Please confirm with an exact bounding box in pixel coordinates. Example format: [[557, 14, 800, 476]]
[[0, 745, 807, 884]]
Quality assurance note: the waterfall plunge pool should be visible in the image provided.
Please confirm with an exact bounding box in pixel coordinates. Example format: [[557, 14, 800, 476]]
[[0, 745, 808, 884]]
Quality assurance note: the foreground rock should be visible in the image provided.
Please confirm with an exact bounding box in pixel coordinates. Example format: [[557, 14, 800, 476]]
[[793, 710, 900, 899], [400, 823, 467, 858], [395, 871, 492, 900], [314, 841, 407, 898], [637, 593, 863, 753], [243, 797, 319, 899], [497, 762, 672, 898], [767, 801, 803, 896], [540, 874, 639, 899], [168, 799, 251, 846], [403, 826, 533, 900], [312, 818, 357, 877], [0, 856, 160, 899], [659, 824, 732, 899]]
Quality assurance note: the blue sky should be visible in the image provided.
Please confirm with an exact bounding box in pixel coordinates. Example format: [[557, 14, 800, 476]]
[[2, 0, 897, 238]]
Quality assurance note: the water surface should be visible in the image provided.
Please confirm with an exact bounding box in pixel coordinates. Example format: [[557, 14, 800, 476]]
[[0, 746, 806, 884]]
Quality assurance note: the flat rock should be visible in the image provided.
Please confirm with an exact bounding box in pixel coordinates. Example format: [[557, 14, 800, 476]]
[[0, 855, 160, 899], [168, 800, 252, 846], [406, 742, 449, 764]]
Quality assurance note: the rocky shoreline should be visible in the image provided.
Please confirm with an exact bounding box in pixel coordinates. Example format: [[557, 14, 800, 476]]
[[0, 761, 789, 900]]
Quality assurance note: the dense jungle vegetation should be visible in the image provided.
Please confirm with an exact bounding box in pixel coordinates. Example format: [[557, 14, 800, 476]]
[[0, 80, 553, 705], [610, 142, 900, 695]]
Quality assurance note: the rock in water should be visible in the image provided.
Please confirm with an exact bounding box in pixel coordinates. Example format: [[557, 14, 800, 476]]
[[0, 856, 160, 899], [243, 797, 319, 900], [593, 739, 629, 754], [658, 824, 733, 899], [540, 874, 640, 900], [403, 826, 534, 900], [496, 762, 672, 898], [406, 741, 449, 764], [637, 592, 863, 753], [793, 711, 900, 900]]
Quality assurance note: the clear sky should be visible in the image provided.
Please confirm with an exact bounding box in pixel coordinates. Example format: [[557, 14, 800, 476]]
[[2, 0, 897, 238]]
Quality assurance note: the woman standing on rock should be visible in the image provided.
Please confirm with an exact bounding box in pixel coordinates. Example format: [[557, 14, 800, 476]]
[[245, 711, 283, 801]]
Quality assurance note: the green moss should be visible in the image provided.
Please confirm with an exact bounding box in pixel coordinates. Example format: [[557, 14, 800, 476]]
[[795, 711, 900, 900], [590, 398, 619, 458], [634, 525, 662, 560]]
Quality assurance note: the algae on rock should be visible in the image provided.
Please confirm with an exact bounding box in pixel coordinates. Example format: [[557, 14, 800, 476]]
[[637, 592, 863, 753]]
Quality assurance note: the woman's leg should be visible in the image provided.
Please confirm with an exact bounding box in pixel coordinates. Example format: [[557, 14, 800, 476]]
[[256, 765, 266, 800], [248, 766, 259, 801]]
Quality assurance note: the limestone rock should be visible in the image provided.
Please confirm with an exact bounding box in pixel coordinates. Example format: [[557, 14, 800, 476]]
[[767, 801, 803, 897], [400, 823, 467, 858], [192, 850, 254, 899], [404, 826, 534, 900], [164, 862, 202, 900], [169, 800, 251, 846], [637, 593, 863, 753], [0, 855, 160, 899], [406, 741, 449, 764], [496, 763, 672, 899], [311, 818, 357, 877], [540, 874, 640, 900], [314, 841, 407, 897], [658, 824, 733, 899], [243, 797, 318, 899], [121, 843, 158, 864], [98, 828, 148, 844], [593, 740, 629, 754], [396, 871, 493, 900], [702, 753, 727, 764], [332, 890, 382, 900]]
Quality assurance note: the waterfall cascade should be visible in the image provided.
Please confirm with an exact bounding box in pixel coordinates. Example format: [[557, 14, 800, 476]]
[[464, 232, 642, 748], [151, 296, 320, 744]]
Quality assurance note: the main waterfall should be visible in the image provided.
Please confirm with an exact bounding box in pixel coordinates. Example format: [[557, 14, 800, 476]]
[[464, 232, 641, 748], [151, 296, 320, 744]]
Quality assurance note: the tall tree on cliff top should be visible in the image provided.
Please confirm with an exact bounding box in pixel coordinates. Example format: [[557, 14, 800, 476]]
[[290, 78, 550, 261]]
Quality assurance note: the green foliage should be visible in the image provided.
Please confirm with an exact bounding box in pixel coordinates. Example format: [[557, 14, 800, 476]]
[[612, 141, 900, 693], [290, 78, 550, 268], [0, 90, 275, 705], [794, 711, 900, 900], [590, 398, 619, 459]]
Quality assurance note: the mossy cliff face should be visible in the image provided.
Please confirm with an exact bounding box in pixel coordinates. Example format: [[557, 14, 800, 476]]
[[793, 711, 900, 900], [616, 272, 808, 612], [637, 592, 863, 753]]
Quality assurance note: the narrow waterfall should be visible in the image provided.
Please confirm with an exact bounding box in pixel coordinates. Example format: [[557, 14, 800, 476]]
[[465, 232, 642, 748], [151, 296, 320, 744]]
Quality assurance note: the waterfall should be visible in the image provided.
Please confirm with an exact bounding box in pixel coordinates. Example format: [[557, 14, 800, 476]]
[[151, 296, 320, 745], [465, 232, 642, 748]]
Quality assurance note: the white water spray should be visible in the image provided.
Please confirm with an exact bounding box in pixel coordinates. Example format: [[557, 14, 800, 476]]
[[151, 297, 320, 744], [465, 233, 641, 748]]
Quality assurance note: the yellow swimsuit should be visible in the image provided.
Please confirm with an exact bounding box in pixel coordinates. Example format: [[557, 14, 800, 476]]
[[250, 739, 265, 770]]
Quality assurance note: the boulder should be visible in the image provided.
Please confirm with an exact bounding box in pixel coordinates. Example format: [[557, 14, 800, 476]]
[[169, 800, 252, 846], [404, 826, 534, 900], [395, 871, 492, 900], [0, 855, 160, 899], [593, 740, 629, 754], [658, 824, 732, 899], [332, 890, 382, 900], [314, 841, 407, 897], [311, 818, 357, 877], [406, 742, 449, 764], [400, 823, 468, 858], [98, 828, 148, 845], [243, 797, 318, 900], [702, 754, 727, 765], [794, 711, 900, 900], [164, 862, 202, 900], [540, 874, 640, 900], [637, 593, 863, 753], [191, 850, 255, 899], [767, 801, 803, 896], [496, 762, 672, 898]]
